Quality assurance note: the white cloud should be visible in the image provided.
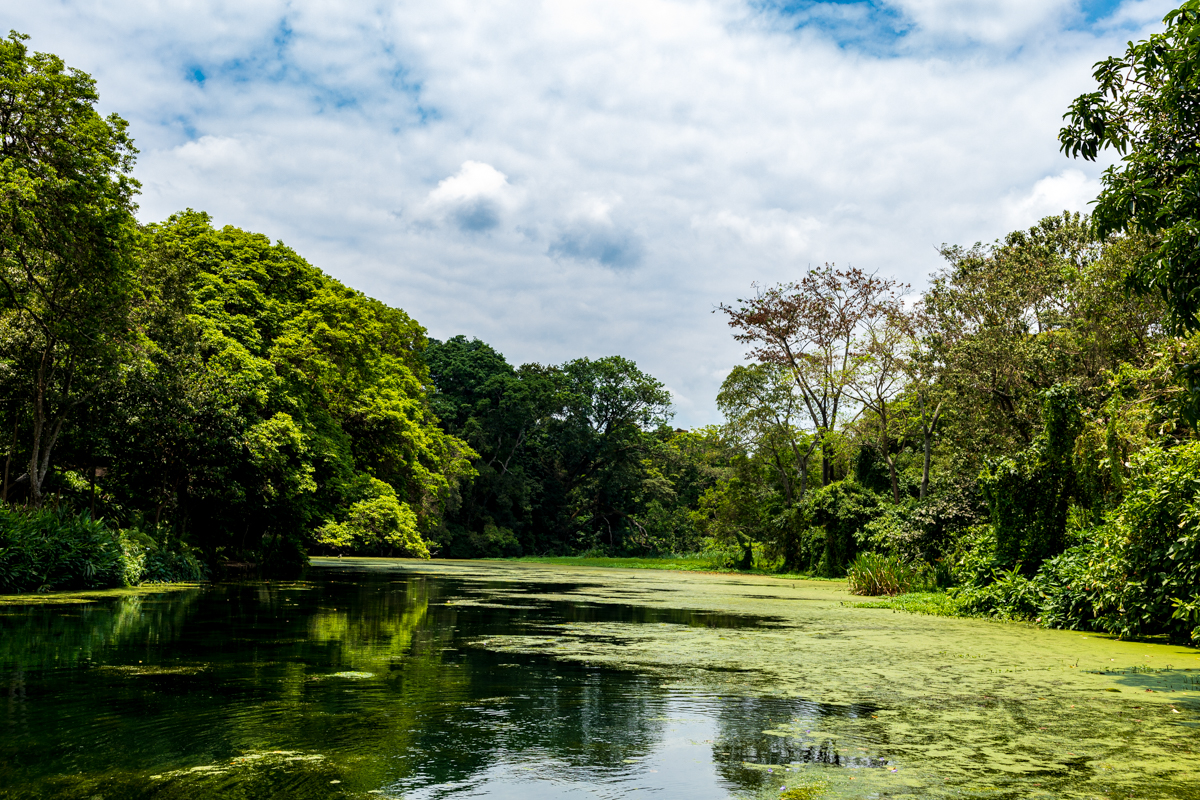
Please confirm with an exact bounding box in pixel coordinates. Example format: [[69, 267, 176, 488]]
[[5, 0, 1171, 427], [1002, 169, 1101, 231], [700, 210, 821, 257], [420, 161, 519, 232], [885, 0, 1077, 43]]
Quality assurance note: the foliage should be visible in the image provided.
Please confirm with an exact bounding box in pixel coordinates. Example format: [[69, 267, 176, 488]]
[[424, 336, 695, 558], [807, 479, 880, 576], [693, 455, 778, 570], [315, 477, 428, 558], [71, 212, 473, 569], [861, 474, 983, 564], [1084, 441, 1200, 642], [926, 215, 1159, 465], [719, 264, 904, 486], [0, 507, 139, 591], [1060, 2, 1200, 337], [851, 591, 962, 617]]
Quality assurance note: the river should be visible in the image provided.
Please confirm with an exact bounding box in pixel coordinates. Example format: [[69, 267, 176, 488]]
[[1, 558, 1197, 799]]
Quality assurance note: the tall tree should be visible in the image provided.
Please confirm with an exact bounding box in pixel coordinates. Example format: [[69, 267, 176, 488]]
[[0, 32, 140, 505], [716, 363, 815, 506]]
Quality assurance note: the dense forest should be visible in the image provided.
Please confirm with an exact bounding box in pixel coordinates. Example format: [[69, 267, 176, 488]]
[[4, 1, 1200, 645]]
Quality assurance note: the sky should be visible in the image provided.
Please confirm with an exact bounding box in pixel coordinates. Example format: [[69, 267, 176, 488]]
[[10, 0, 1175, 427]]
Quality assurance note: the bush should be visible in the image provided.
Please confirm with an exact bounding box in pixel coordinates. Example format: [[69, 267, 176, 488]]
[[0, 508, 208, 593], [0, 508, 143, 592], [861, 476, 984, 564], [315, 477, 430, 558], [846, 551, 932, 596], [1085, 442, 1200, 642], [951, 564, 1040, 620], [126, 529, 209, 583]]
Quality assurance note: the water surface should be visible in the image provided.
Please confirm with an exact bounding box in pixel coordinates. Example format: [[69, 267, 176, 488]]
[[2, 559, 1198, 799]]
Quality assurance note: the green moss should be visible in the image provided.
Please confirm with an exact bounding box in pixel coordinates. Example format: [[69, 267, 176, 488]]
[[780, 785, 827, 800], [0, 583, 201, 606], [480, 554, 846, 580]]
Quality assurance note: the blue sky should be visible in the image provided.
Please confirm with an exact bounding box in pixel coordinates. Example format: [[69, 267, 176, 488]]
[[11, 0, 1175, 426]]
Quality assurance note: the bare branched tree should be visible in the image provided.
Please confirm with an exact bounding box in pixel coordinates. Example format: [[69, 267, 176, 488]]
[[719, 264, 904, 488]]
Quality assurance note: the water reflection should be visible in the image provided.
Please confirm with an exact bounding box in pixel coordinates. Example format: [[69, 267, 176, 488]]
[[0, 571, 889, 799]]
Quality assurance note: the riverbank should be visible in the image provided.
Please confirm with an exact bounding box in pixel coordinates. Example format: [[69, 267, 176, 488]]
[[481, 553, 843, 581]]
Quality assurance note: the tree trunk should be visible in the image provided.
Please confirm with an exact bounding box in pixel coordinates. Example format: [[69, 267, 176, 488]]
[[918, 396, 942, 501], [887, 453, 900, 504], [27, 373, 46, 507], [2, 416, 16, 504]]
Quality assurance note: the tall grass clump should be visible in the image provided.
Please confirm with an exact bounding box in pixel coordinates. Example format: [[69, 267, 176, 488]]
[[846, 551, 931, 596]]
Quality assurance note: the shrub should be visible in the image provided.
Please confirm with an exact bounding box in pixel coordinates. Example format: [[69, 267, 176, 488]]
[[129, 530, 208, 583], [846, 551, 932, 596], [862, 476, 984, 564], [1085, 442, 1200, 642], [0, 509, 209, 593], [952, 564, 1041, 620], [1028, 540, 1103, 630], [0, 508, 142, 592]]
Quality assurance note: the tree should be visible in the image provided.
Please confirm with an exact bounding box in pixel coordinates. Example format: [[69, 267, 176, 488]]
[[716, 363, 816, 505], [1060, 0, 1200, 339], [0, 32, 140, 505], [923, 213, 1155, 463], [538, 356, 673, 552], [847, 301, 915, 503], [423, 336, 560, 554], [904, 315, 946, 500], [719, 264, 902, 486]]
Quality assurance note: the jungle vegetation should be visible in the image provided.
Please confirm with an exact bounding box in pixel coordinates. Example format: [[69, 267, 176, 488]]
[[4, 1, 1200, 645]]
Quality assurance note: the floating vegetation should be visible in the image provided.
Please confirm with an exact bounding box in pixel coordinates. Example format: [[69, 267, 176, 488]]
[[309, 670, 376, 680], [149, 751, 329, 781], [0, 583, 201, 607], [98, 664, 208, 676]]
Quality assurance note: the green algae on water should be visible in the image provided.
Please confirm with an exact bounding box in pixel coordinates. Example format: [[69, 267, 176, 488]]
[[315, 557, 1200, 799]]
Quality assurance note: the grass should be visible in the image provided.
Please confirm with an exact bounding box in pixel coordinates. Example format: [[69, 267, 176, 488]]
[[849, 591, 962, 617]]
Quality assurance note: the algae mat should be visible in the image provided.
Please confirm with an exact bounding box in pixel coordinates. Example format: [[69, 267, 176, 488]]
[[316, 557, 1200, 800]]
